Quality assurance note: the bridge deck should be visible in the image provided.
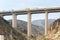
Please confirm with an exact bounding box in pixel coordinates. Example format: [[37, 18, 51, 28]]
[[0, 7, 60, 15]]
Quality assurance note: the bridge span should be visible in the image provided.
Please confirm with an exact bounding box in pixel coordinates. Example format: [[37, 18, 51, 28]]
[[0, 7, 60, 38], [0, 7, 60, 15]]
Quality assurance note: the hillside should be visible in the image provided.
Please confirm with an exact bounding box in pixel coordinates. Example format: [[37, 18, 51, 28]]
[[37, 18, 60, 40], [47, 18, 60, 40], [0, 17, 27, 40], [32, 19, 55, 28], [8, 20, 44, 36], [48, 18, 60, 33]]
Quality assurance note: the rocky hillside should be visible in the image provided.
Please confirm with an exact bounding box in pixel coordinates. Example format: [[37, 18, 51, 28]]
[[48, 18, 60, 34], [0, 17, 27, 40], [47, 18, 60, 40], [37, 18, 60, 40]]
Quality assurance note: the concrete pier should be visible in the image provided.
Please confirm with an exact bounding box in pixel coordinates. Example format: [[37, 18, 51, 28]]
[[12, 13, 17, 28], [45, 11, 48, 35], [27, 12, 32, 37], [0, 35, 4, 40]]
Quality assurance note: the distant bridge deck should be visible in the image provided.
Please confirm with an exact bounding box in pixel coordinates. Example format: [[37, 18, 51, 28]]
[[0, 7, 60, 15]]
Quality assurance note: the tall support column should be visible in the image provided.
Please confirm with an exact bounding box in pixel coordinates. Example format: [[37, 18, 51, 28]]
[[0, 35, 4, 40], [27, 12, 32, 37], [12, 13, 17, 28], [45, 11, 48, 35]]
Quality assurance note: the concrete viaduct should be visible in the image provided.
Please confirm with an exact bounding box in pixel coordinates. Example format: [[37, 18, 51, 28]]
[[0, 7, 60, 40]]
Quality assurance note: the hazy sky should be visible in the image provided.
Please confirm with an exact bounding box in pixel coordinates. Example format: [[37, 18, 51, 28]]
[[0, 0, 60, 21]]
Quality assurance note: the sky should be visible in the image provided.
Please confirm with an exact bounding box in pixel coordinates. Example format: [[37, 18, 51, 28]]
[[0, 0, 60, 21]]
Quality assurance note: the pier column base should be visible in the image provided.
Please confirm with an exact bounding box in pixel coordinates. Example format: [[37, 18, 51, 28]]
[[0, 35, 4, 40]]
